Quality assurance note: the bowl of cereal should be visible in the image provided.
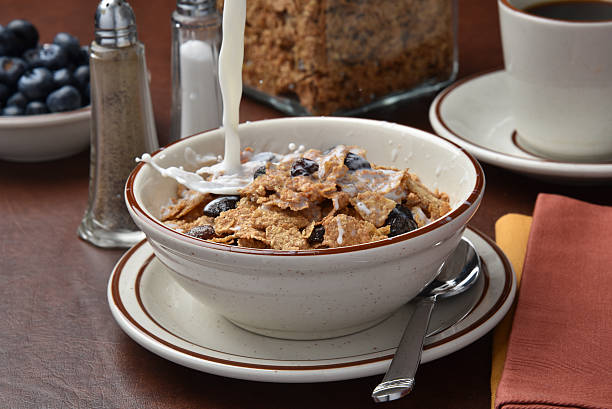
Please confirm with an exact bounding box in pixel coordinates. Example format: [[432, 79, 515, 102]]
[[125, 117, 484, 340]]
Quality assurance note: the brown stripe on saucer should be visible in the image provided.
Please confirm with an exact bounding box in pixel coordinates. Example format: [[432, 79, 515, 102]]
[[110, 228, 513, 372]]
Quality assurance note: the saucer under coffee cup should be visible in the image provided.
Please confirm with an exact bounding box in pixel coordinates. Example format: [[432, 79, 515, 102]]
[[498, 0, 612, 163]]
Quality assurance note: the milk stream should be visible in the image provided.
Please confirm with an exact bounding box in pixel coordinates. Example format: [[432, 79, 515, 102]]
[[218, 0, 246, 175]]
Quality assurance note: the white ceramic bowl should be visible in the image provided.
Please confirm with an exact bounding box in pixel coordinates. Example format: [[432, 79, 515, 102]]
[[0, 106, 90, 162], [126, 117, 484, 340]]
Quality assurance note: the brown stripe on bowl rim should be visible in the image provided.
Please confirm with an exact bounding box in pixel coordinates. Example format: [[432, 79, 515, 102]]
[[125, 118, 485, 256], [0, 105, 91, 128]]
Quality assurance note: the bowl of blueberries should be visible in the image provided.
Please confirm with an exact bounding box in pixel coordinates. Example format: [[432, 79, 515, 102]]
[[0, 19, 90, 162]]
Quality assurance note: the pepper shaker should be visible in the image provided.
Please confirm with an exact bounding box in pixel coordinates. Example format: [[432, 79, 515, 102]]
[[78, 0, 158, 248], [170, 0, 222, 141]]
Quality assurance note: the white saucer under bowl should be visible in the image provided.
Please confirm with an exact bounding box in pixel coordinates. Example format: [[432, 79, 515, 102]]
[[429, 70, 612, 184], [108, 228, 515, 383]]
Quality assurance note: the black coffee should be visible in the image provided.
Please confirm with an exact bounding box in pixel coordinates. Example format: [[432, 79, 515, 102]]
[[524, 0, 612, 21]]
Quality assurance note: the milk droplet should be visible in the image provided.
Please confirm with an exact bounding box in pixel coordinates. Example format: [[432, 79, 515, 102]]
[[336, 218, 344, 245], [391, 148, 399, 161], [355, 201, 371, 215]]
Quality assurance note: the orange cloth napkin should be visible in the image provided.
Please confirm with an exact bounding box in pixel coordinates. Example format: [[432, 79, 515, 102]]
[[492, 194, 612, 409], [491, 213, 532, 408]]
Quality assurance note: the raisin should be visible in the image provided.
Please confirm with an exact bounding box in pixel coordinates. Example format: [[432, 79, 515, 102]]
[[290, 158, 319, 177], [385, 204, 418, 237], [344, 152, 371, 171], [307, 225, 325, 244], [186, 225, 215, 240], [253, 165, 266, 179], [203, 196, 240, 217]]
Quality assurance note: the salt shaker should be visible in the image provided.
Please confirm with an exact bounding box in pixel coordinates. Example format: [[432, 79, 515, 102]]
[[170, 0, 222, 141], [78, 0, 158, 248]]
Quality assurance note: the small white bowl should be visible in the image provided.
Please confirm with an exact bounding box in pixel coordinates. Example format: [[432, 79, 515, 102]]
[[126, 117, 485, 340], [0, 106, 90, 162]]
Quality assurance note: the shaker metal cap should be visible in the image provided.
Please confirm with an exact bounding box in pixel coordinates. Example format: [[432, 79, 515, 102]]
[[176, 0, 216, 17], [95, 0, 138, 47]]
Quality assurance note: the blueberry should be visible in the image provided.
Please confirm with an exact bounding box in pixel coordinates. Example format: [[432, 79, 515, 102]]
[[203, 196, 240, 217], [83, 82, 90, 106], [290, 158, 319, 177], [344, 152, 371, 171], [6, 92, 27, 109], [186, 225, 216, 240], [17, 67, 54, 100], [307, 225, 325, 244], [0, 25, 19, 56], [7, 20, 39, 54], [0, 83, 9, 105], [74, 45, 90, 67], [73, 65, 89, 91], [22, 47, 42, 67], [46, 85, 82, 112], [0, 57, 27, 86], [53, 33, 81, 63], [52, 68, 76, 89], [253, 165, 266, 179], [385, 204, 418, 237], [25, 101, 48, 115], [38, 43, 69, 70], [2, 105, 23, 115]]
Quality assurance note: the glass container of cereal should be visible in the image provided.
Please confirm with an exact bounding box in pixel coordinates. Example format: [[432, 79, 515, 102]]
[[231, 0, 458, 116]]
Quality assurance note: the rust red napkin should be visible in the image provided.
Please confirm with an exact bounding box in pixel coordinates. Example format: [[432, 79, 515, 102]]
[[494, 194, 612, 409]]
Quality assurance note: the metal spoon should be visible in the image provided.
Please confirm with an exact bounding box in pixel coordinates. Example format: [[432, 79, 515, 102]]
[[371, 237, 481, 403]]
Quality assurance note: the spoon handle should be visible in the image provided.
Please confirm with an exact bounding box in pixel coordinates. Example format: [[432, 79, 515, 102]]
[[371, 297, 436, 403]]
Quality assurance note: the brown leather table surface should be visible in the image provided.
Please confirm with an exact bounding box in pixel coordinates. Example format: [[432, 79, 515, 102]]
[[1, 1, 610, 408]]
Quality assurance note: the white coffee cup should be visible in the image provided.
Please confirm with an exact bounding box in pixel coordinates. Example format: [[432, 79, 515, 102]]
[[498, 0, 612, 162]]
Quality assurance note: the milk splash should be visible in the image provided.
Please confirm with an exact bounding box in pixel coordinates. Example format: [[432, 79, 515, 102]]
[[137, 152, 264, 195]]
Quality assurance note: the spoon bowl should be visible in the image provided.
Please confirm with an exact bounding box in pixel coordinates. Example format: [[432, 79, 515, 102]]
[[419, 238, 481, 300], [371, 237, 481, 402]]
